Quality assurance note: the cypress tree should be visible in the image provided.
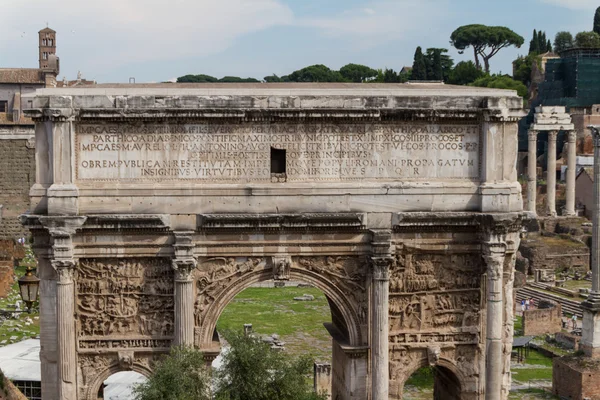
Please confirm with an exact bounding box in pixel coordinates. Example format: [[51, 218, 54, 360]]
[[547, 39, 553, 52], [411, 47, 427, 80], [538, 31, 547, 54], [595, 7, 600, 35], [529, 30, 538, 53]]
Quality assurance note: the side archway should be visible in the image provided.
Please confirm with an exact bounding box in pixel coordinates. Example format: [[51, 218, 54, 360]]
[[195, 256, 367, 349], [392, 356, 467, 400], [83, 361, 152, 400]]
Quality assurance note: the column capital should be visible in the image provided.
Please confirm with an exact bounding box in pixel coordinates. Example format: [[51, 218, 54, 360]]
[[590, 126, 600, 147], [369, 256, 393, 281], [548, 130, 558, 140], [567, 130, 577, 143], [172, 258, 197, 281], [527, 130, 538, 140], [51, 259, 76, 284]]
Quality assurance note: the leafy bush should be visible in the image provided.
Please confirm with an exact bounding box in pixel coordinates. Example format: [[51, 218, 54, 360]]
[[470, 75, 528, 99]]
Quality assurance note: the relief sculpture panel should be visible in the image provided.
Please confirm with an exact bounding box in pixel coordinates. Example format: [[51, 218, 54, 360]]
[[76, 258, 174, 352], [389, 250, 483, 345]]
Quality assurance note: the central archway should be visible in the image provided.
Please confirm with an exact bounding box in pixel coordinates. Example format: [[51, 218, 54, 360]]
[[195, 256, 367, 349]]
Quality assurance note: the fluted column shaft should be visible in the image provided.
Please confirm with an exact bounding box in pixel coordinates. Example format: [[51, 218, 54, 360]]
[[54, 261, 77, 400], [565, 130, 577, 216], [527, 130, 538, 213], [371, 257, 390, 400], [484, 242, 506, 400], [174, 265, 195, 346], [547, 131, 558, 217]]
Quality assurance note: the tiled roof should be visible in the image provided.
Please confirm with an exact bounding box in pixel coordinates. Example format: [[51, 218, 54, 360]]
[[0, 69, 44, 84]]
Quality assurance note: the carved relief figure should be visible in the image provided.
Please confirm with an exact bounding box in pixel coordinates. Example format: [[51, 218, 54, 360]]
[[76, 258, 174, 343], [272, 256, 291, 280], [194, 257, 265, 327]]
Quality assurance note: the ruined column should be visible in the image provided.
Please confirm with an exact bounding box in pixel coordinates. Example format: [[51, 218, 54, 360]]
[[527, 130, 538, 213], [581, 127, 600, 358], [371, 256, 390, 400], [546, 130, 558, 217], [172, 231, 196, 346], [483, 239, 506, 400], [564, 130, 577, 216], [54, 260, 77, 400]]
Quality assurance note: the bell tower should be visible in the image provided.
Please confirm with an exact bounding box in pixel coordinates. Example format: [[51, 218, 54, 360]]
[[39, 27, 56, 70]]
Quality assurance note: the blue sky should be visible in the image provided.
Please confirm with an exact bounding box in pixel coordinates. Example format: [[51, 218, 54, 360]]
[[0, 0, 596, 83]]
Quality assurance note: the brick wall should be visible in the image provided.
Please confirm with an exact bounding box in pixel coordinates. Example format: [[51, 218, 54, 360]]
[[553, 357, 600, 400], [522, 301, 562, 336], [0, 137, 35, 239]]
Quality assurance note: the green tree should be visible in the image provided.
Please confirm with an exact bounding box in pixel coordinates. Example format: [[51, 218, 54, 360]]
[[594, 6, 600, 35], [177, 74, 218, 83], [537, 31, 547, 54], [529, 29, 538, 54], [575, 31, 600, 48], [133, 346, 210, 400], [448, 61, 484, 85], [284, 65, 345, 82], [470, 75, 528, 99], [425, 48, 454, 81], [450, 24, 524, 73], [554, 31, 574, 53], [264, 74, 283, 82], [382, 68, 399, 82], [214, 331, 326, 400], [219, 76, 260, 83], [513, 53, 540, 87], [547, 39, 553, 52], [411, 47, 427, 80], [339, 63, 378, 82]]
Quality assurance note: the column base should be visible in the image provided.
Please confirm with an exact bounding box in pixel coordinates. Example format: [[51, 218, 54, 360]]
[[581, 301, 600, 359]]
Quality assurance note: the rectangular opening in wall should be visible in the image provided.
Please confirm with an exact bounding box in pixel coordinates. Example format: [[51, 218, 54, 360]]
[[0, 101, 7, 113], [270, 147, 286, 182]]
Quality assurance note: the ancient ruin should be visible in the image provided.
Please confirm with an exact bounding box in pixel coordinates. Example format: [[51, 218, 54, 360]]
[[21, 83, 526, 399]]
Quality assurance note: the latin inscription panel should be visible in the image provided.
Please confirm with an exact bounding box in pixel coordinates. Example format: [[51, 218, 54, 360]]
[[75, 123, 480, 182]]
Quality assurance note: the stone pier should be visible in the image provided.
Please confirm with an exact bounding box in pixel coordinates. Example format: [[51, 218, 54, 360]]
[[22, 83, 526, 400]]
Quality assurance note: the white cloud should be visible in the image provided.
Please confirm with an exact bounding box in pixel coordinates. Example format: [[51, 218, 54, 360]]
[[539, 0, 598, 10], [0, 0, 293, 71], [298, 1, 450, 45]]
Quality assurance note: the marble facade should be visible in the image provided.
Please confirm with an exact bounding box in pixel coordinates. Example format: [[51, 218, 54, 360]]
[[22, 83, 526, 400]]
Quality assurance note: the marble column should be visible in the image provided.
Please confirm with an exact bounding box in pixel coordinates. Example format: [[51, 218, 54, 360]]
[[370, 256, 391, 400], [483, 241, 506, 400], [564, 130, 577, 216], [172, 259, 196, 346], [53, 260, 77, 400], [546, 130, 558, 217], [582, 127, 600, 358], [172, 231, 196, 347], [527, 130, 538, 213]]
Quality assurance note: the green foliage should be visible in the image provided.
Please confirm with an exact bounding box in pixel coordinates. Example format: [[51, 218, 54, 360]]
[[264, 74, 283, 82], [339, 63, 378, 82], [424, 48, 454, 81], [214, 330, 326, 400], [177, 74, 218, 83], [448, 61, 484, 85], [450, 24, 524, 73], [528, 29, 551, 54], [595, 7, 600, 35], [411, 46, 427, 80], [554, 31, 574, 53], [547, 39, 553, 52], [529, 29, 538, 54], [575, 31, 600, 48], [470, 75, 528, 99], [513, 53, 541, 87], [133, 346, 210, 400], [219, 76, 260, 83], [283, 64, 345, 82]]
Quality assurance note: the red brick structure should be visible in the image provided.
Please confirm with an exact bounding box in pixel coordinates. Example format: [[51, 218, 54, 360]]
[[554, 357, 600, 400], [522, 300, 562, 336]]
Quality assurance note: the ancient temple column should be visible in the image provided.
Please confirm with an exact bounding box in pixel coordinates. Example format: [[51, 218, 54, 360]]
[[546, 130, 558, 217], [173, 259, 196, 346], [172, 231, 196, 346], [370, 256, 391, 400], [483, 240, 506, 400], [527, 130, 538, 213], [582, 127, 600, 358], [564, 130, 577, 216], [53, 259, 77, 400]]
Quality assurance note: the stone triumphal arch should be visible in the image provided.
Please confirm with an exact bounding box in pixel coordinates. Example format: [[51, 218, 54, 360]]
[[22, 83, 526, 400]]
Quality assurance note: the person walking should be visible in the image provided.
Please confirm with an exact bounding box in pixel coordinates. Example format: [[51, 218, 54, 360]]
[[572, 314, 578, 330], [525, 298, 530, 311], [520, 299, 525, 313]]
